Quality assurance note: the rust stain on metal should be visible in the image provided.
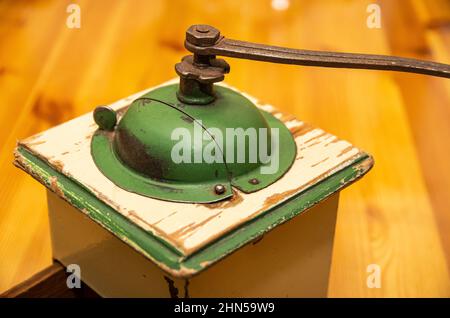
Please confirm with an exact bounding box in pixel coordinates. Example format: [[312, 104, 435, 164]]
[[201, 190, 243, 209], [115, 126, 168, 180]]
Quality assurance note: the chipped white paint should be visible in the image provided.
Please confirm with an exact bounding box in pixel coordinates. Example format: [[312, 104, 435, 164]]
[[18, 80, 363, 256]]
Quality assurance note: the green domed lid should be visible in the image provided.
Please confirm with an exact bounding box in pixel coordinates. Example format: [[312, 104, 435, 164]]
[[91, 83, 296, 203]]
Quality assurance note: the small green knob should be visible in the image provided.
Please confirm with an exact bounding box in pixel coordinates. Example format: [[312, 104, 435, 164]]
[[94, 106, 117, 131]]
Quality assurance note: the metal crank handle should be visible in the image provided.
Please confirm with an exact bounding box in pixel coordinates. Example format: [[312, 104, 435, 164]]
[[184, 25, 450, 79]]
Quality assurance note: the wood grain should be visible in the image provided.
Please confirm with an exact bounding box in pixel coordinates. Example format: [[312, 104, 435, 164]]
[[0, 0, 449, 296]]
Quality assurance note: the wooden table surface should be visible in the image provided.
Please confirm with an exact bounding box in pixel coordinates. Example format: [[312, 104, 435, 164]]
[[1, 0, 449, 297]]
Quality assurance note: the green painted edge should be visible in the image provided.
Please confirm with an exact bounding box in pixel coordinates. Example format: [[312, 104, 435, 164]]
[[14, 145, 373, 278]]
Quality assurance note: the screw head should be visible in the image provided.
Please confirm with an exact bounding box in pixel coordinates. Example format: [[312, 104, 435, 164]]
[[214, 184, 226, 195], [94, 106, 117, 131], [249, 178, 260, 185], [186, 24, 220, 47], [195, 25, 210, 33]]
